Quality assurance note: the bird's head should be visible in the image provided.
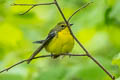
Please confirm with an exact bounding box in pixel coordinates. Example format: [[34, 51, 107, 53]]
[[54, 21, 73, 32]]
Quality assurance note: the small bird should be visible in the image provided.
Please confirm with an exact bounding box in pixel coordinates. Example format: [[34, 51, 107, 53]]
[[27, 22, 74, 64]]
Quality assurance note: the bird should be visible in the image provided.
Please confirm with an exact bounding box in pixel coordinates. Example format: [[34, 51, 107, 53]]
[[27, 21, 74, 64]]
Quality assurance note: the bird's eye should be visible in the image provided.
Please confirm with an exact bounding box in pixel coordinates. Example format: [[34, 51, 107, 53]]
[[61, 25, 64, 27]]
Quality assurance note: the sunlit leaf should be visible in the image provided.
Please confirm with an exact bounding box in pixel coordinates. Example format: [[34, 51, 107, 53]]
[[0, 23, 23, 47]]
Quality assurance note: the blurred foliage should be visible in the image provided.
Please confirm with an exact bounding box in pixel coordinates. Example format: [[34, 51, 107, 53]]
[[0, 0, 120, 80]]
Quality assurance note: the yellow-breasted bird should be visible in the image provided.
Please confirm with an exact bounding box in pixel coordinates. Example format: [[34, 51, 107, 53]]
[[27, 22, 74, 64]]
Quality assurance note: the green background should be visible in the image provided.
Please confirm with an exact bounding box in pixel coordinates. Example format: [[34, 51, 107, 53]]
[[0, 0, 120, 80]]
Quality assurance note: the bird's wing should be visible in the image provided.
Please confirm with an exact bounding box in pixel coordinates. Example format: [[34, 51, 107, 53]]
[[27, 31, 56, 64], [33, 28, 57, 44]]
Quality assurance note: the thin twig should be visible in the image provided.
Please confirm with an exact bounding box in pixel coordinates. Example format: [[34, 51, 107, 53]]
[[68, 1, 93, 22], [11, 2, 55, 15], [20, 5, 35, 15], [11, 2, 55, 6], [0, 60, 27, 73], [54, 0, 69, 25], [88, 55, 115, 80], [0, 54, 86, 73], [54, 0, 115, 80]]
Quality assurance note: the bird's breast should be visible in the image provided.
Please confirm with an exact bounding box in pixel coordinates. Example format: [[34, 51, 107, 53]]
[[45, 27, 74, 54]]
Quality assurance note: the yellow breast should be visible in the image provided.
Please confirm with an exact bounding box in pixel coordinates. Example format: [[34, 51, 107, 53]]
[[45, 27, 74, 54]]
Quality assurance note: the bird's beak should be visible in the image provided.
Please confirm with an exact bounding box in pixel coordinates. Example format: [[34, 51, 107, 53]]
[[70, 24, 73, 26]]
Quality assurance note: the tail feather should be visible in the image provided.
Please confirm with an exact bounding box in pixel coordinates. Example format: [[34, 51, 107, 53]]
[[27, 45, 44, 64], [33, 40, 45, 44]]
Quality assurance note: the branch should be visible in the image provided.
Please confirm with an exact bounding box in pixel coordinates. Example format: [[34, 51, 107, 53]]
[[68, 2, 93, 22], [54, 0, 115, 80], [20, 6, 35, 15], [11, 2, 55, 6], [11, 2, 55, 15], [0, 54, 86, 73]]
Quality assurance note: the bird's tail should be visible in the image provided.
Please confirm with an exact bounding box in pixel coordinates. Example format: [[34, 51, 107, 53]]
[[27, 31, 55, 64], [27, 45, 44, 64]]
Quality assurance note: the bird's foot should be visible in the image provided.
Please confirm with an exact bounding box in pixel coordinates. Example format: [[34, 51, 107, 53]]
[[50, 53, 60, 59], [62, 53, 71, 58], [50, 53, 54, 58], [67, 53, 72, 58]]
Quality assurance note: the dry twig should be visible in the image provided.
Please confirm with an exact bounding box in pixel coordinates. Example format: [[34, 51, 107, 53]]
[[68, 1, 93, 22], [0, 54, 86, 73], [11, 2, 55, 15]]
